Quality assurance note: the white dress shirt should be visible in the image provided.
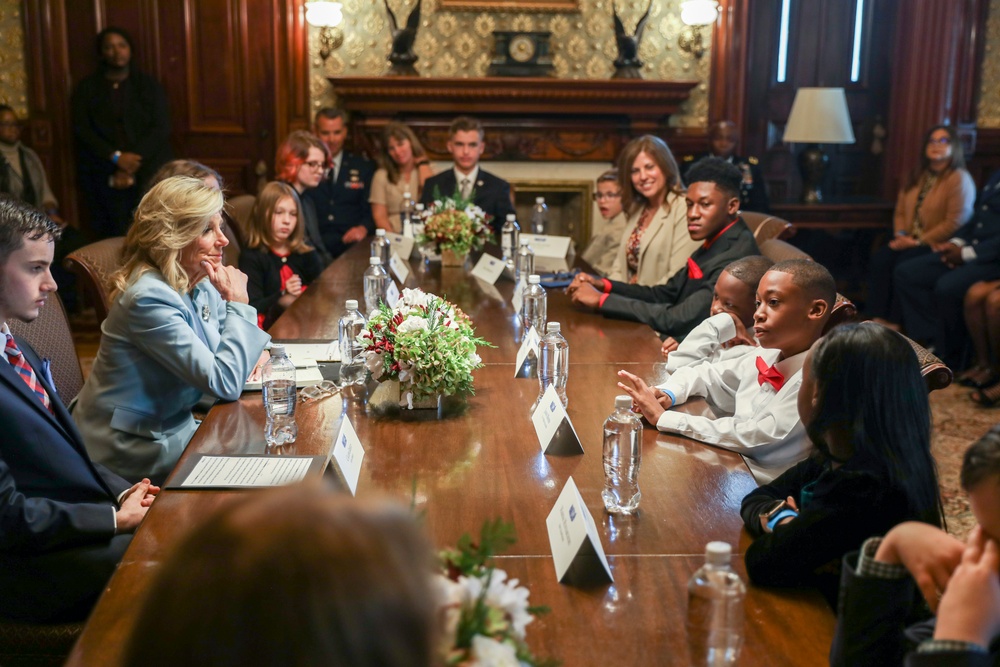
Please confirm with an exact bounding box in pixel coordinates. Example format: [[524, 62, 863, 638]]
[[656, 345, 812, 483], [453, 165, 480, 200], [664, 312, 759, 373], [330, 151, 343, 183]]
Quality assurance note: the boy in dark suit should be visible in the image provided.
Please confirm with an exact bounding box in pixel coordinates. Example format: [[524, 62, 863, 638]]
[[0, 197, 157, 622], [420, 116, 515, 236], [305, 108, 376, 260], [567, 157, 759, 341]]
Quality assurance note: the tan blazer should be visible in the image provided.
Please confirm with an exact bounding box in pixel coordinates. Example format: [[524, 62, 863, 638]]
[[894, 168, 976, 245], [581, 212, 627, 276], [608, 191, 699, 286]]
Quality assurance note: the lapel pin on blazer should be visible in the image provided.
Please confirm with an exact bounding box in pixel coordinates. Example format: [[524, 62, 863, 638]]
[[202, 304, 212, 322]]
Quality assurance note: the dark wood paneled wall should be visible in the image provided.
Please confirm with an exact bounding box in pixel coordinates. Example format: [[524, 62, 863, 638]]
[[22, 0, 310, 234]]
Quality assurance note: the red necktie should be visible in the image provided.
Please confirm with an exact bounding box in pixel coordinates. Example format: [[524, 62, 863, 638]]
[[5, 334, 52, 412], [687, 257, 704, 279], [755, 356, 785, 391]]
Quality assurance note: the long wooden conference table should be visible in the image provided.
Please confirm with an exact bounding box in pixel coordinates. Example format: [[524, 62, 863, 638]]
[[66, 243, 835, 666]]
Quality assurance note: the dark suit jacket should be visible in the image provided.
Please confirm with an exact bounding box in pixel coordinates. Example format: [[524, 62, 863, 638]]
[[304, 152, 376, 260], [420, 168, 516, 235], [599, 219, 759, 338], [0, 336, 132, 622], [831, 550, 1000, 667], [953, 169, 1000, 265]]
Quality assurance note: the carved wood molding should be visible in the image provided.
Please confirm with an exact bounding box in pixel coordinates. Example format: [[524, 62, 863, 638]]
[[331, 76, 698, 162]]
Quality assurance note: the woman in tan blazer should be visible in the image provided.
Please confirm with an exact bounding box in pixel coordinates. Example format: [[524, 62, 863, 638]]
[[606, 136, 699, 286], [869, 124, 975, 326]]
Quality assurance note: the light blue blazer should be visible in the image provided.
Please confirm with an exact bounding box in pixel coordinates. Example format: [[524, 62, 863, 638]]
[[71, 271, 270, 481]]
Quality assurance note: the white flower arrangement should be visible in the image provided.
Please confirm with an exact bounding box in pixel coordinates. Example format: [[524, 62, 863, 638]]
[[436, 520, 554, 667], [359, 288, 489, 409]]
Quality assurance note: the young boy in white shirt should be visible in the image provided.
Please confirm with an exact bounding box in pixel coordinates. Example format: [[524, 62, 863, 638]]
[[619, 258, 835, 482], [662, 255, 773, 371]]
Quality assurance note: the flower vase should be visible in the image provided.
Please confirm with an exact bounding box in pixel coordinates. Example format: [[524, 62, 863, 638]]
[[440, 248, 467, 268], [369, 379, 440, 410]]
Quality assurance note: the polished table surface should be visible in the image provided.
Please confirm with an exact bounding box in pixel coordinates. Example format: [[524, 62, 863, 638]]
[[66, 243, 834, 666]]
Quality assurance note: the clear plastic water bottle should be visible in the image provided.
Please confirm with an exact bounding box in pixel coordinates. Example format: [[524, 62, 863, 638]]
[[338, 299, 367, 386], [521, 274, 547, 334], [515, 239, 534, 285], [412, 202, 426, 236], [602, 395, 642, 514], [262, 344, 297, 447], [400, 191, 415, 237], [363, 256, 389, 316], [537, 321, 568, 408], [371, 228, 391, 266], [687, 542, 746, 667], [531, 196, 548, 234], [501, 213, 520, 265]]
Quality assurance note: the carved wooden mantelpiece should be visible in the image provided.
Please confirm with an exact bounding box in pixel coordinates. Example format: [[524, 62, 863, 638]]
[[330, 76, 700, 162]]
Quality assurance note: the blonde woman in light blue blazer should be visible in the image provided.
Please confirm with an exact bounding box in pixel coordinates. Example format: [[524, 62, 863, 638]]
[[72, 176, 270, 482]]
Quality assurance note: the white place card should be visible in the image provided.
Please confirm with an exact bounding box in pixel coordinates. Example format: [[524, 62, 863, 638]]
[[386, 232, 415, 260], [511, 278, 526, 313], [471, 253, 506, 285], [385, 280, 400, 308], [531, 384, 583, 456], [527, 234, 572, 259], [546, 476, 614, 586], [514, 325, 540, 378], [389, 252, 410, 284], [331, 415, 365, 496]]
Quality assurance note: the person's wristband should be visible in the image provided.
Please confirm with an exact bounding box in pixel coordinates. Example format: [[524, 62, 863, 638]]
[[765, 508, 798, 533], [111, 150, 121, 165]]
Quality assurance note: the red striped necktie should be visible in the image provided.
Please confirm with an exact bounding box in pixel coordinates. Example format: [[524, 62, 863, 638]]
[[4, 334, 52, 413]]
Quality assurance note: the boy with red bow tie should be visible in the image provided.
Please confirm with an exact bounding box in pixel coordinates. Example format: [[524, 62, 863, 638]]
[[618, 258, 835, 482], [567, 157, 759, 341]]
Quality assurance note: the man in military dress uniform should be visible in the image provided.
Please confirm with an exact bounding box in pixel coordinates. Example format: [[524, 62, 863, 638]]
[[305, 108, 376, 261], [680, 120, 770, 214]]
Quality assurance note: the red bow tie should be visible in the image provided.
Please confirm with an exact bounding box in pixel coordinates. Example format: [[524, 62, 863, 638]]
[[756, 356, 785, 391], [687, 257, 703, 280]]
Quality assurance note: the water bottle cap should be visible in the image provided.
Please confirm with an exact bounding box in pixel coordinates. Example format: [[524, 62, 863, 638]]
[[535, 196, 545, 204], [269, 344, 286, 357], [546, 322, 560, 333], [415, 203, 424, 210], [403, 191, 412, 198], [615, 395, 632, 409], [375, 229, 386, 237], [369, 256, 382, 265], [345, 299, 358, 310], [705, 541, 732, 564], [528, 274, 540, 284], [506, 213, 516, 221]]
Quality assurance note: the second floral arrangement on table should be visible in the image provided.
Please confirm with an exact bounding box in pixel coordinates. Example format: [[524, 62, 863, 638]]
[[418, 191, 493, 257], [360, 288, 491, 409], [436, 519, 555, 667]]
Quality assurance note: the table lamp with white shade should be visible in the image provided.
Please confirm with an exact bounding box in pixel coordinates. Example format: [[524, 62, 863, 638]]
[[783, 87, 856, 204]]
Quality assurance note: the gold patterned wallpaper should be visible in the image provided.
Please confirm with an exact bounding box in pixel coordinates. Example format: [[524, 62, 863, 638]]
[[0, 0, 28, 118], [308, 0, 712, 127], [978, 0, 1000, 127]]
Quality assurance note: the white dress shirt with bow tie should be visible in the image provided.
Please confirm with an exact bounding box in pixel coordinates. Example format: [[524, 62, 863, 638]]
[[656, 344, 811, 483]]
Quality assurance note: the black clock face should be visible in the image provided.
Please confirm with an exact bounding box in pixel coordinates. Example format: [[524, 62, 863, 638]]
[[508, 34, 537, 63]]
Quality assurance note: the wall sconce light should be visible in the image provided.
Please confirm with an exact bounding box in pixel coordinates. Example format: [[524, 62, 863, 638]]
[[678, 0, 719, 59], [306, 0, 345, 61]]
